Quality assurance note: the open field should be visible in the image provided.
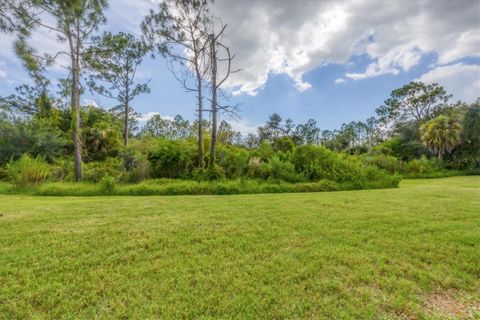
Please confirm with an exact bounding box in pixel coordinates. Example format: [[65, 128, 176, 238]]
[[0, 176, 479, 319]]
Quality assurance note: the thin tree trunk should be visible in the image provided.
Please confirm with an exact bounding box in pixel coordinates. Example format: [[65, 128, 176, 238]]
[[124, 91, 129, 147], [209, 34, 217, 168], [197, 76, 203, 167], [67, 27, 83, 181]]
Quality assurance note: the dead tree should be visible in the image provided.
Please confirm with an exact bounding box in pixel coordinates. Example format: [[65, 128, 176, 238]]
[[142, 0, 210, 167], [207, 22, 240, 168]]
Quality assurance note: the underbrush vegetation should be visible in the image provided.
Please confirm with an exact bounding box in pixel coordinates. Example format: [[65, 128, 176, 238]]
[[6, 154, 50, 189], [1, 141, 406, 196], [2, 137, 477, 196], [2, 175, 400, 196]]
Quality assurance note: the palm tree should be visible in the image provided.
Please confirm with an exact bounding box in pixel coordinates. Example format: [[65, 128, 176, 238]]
[[420, 115, 462, 160]]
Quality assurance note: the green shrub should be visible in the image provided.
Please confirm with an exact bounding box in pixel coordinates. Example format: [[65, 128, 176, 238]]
[[83, 157, 124, 182], [273, 136, 295, 153], [147, 139, 196, 178], [260, 156, 304, 183], [0, 167, 8, 181], [401, 156, 440, 176], [99, 176, 116, 194], [50, 158, 73, 182], [247, 157, 263, 178], [120, 149, 150, 183], [6, 154, 50, 188], [193, 164, 226, 181], [252, 141, 275, 161], [362, 154, 400, 173], [216, 145, 250, 179], [292, 145, 362, 182]]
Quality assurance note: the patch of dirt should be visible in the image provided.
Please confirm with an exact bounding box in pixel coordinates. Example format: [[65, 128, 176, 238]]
[[424, 290, 480, 319]]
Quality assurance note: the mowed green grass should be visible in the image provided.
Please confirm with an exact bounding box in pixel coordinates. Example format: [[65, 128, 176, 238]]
[[0, 177, 479, 319]]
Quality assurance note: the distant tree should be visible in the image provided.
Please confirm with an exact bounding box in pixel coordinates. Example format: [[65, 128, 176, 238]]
[[376, 82, 452, 129], [420, 115, 462, 160], [85, 32, 150, 147], [365, 116, 381, 145], [244, 133, 259, 149], [258, 113, 284, 142], [320, 130, 334, 145], [294, 119, 320, 145], [217, 120, 241, 145], [140, 114, 194, 140], [284, 118, 295, 136]]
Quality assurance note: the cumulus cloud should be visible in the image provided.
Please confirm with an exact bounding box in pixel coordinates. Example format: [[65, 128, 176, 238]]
[[229, 118, 258, 135], [1, 0, 478, 96], [416, 63, 480, 103], [136, 112, 174, 123], [82, 99, 100, 108], [209, 0, 479, 94], [334, 78, 345, 84]]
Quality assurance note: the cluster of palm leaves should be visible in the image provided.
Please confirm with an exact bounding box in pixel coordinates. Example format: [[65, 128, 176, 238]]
[[420, 115, 461, 160]]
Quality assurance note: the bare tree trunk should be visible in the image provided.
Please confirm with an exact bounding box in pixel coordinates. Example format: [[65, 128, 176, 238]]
[[209, 34, 217, 168], [124, 89, 129, 147], [68, 27, 83, 181], [197, 74, 204, 167]]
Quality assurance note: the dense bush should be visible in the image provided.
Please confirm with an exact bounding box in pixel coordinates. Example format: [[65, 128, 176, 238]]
[[147, 139, 197, 178], [259, 156, 304, 182], [292, 145, 361, 182], [6, 154, 50, 188], [83, 157, 125, 182], [361, 154, 401, 174], [272, 137, 296, 153], [0, 118, 66, 165], [120, 149, 150, 183], [50, 158, 73, 181], [400, 156, 445, 178], [192, 164, 226, 181], [252, 141, 275, 161], [215, 145, 249, 179]]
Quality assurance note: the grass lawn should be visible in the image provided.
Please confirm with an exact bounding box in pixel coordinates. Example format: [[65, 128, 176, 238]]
[[0, 176, 479, 319]]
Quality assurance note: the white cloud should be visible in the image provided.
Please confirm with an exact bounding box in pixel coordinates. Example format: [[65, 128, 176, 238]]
[[136, 112, 175, 123], [1, 0, 479, 97], [82, 99, 100, 108], [416, 63, 480, 103], [210, 0, 479, 93], [229, 118, 258, 135], [334, 78, 345, 84], [0, 67, 6, 79]]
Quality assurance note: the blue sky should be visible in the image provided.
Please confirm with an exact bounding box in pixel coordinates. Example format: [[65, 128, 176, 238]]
[[1, 0, 479, 133]]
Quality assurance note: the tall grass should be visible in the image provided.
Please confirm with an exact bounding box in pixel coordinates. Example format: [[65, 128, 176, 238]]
[[6, 154, 50, 189], [28, 175, 401, 196]]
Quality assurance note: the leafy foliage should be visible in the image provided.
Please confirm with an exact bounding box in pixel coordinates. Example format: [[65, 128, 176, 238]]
[[420, 115, 461, 159], [6, 154, 50, 188]]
